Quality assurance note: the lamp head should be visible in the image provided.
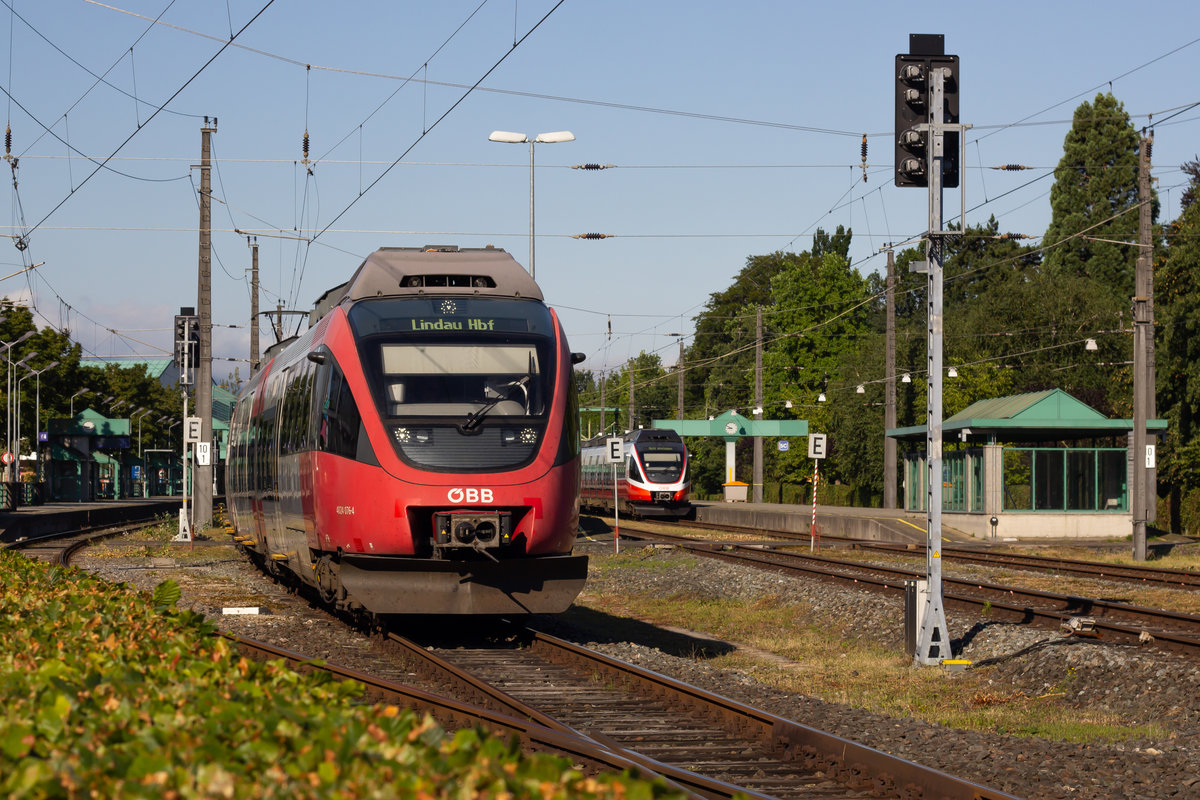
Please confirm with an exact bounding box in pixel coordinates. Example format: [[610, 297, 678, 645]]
[[534, 131, 575, 144], [488, 131, 528, 144]]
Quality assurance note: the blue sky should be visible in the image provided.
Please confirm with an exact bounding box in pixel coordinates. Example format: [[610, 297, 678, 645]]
[[1, 1, 1197, 383]]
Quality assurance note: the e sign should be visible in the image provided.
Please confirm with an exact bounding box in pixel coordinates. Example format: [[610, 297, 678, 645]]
[[605, 437, 624, 464], [808, 433, 827, 459], [185, 416, 202, 444]]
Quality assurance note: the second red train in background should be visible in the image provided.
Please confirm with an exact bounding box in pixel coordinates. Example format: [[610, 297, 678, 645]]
[[580, 428, 691, 518]]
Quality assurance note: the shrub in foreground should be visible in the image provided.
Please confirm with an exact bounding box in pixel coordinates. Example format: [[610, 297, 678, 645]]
[[0, 551, 681, 799]]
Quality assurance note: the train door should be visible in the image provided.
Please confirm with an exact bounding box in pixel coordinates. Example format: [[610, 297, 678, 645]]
[[247, 386, 270, 550], [276, 362, 313, 567], [264, 369, 287, 549]]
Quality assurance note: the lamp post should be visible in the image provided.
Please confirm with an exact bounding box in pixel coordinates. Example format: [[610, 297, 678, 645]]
[[69, 388, 91, 417], [15, 355, 48, 478], [9, 351, 37, 479], [30, 360, 58, 483], [2, 330, 35, 480], [488, 130, 575, 280], [132, 408, 150, 458]]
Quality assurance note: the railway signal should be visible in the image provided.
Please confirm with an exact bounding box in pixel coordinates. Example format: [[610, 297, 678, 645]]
[[894, 33, 967, 667], [894, 35, 959, 188], [173, 307, 199, 382]]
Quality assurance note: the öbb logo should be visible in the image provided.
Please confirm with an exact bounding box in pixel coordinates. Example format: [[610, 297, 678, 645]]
[[447, 487, 494, 504]]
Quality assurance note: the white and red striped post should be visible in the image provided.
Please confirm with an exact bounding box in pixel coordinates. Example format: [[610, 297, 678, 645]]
[[810, 460, 819, 552]]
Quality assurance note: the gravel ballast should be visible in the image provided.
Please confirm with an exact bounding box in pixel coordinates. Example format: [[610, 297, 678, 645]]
[[73, 533, 1200, 800]]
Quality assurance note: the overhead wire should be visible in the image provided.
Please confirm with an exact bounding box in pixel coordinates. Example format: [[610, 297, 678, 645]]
[[11, 7, 1200, 374], [289, 0, 512, 301], [306, 0, 568, 248], [1, 0, 205, 134], [17, 0, 279, 239], [0, 0, 277, 370]]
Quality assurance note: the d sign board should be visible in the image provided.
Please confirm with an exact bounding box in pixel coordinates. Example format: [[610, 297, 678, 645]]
[[605, 437, 624, 464], [808, 433, 827, 460]]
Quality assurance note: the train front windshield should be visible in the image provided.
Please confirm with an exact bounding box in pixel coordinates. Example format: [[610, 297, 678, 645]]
[[637, 443, 686, 483], [349, 297, 557, 472]]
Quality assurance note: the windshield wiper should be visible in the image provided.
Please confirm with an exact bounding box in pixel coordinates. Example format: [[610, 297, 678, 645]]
[[462, 375, 530, 431]]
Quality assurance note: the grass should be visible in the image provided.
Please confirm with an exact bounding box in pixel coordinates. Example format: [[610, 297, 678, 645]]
[[576, 549, 1170, 745], [85, 515, 227, 563]]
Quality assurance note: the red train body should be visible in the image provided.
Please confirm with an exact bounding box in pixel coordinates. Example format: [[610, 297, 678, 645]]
[[227, 246, 587, 615], [580, 429, 691, 518]]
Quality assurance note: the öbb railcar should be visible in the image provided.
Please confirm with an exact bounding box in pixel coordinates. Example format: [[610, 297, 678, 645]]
[[226, 246, 587, 615], [580, 429, 691, 518]]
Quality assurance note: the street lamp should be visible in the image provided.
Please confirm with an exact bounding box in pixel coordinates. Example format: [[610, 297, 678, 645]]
[[15, 356, 47, 477], [69, 388, 91, 417], [2, 330, 35, 478], [132, 408, 150, 458], [29, 360, 58, 482], [488, 129, 575, 280], [9, 351, 37, 474]]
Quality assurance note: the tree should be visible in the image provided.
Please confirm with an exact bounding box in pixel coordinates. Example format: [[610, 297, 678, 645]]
[[1156, 158, 1200, 508], [1042, 93, 1148, 301], [685, 252, 789, 418], [762, 248, 871, 489]]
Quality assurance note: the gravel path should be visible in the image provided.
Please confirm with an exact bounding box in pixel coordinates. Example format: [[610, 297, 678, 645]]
[[73, 534, 1200, 800]]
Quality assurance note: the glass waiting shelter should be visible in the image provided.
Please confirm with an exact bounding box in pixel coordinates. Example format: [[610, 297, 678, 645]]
[[887, 389, 1166, 540]]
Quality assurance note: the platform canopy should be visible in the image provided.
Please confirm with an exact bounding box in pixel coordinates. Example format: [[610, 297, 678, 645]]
[[49, 408, 131, 437], [886, 388, 1167, 443], [653, 409, 808, 441]]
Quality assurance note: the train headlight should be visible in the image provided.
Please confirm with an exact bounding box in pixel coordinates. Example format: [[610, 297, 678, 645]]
[[395, 427, 433, 445], [500, 427, 539, 446]]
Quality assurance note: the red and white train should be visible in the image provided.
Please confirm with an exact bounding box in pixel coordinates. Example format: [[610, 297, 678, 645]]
[[580, 429, 691, 518], [226, 246, 588, 615]]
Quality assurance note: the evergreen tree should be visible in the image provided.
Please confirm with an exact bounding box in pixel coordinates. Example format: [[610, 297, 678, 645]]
[[1042, 93, 1147, 300]]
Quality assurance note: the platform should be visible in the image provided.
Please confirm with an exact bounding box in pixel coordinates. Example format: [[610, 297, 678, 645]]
[[693, 501, 979, 545], [0, 497, 184, 544]]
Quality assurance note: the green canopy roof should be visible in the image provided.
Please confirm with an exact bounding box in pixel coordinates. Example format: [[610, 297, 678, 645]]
[[887, 389, 1166, 442], [653, 409, 808, 440], [49, 408, 130, 436]]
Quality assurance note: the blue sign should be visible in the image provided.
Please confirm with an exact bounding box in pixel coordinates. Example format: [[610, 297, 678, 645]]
[[38, 431, 48, 442], [777, 440, 789, 452], [132, 466, 142, 480]]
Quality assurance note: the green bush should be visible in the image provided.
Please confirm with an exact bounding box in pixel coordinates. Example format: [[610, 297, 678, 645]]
[[0, 551, 683, 799]]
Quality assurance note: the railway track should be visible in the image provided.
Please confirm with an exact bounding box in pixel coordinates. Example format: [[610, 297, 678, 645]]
[[378, 624, 1017, 800], [644, 517, 1200, 590], [18, 519, 1019, 799], [616, 522, 1200, 658], [3, 520, 160, 564]]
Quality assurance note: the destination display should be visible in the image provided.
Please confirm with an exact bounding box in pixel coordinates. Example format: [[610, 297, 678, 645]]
[[405, 317, 515, 332], [350, 297, 553, 339]]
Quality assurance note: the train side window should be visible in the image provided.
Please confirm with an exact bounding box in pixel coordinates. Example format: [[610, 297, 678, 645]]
[[301, 361, 315, 451], [320, 363, 361, 459]]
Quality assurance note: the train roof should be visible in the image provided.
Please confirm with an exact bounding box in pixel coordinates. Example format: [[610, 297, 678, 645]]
[[310, 245, 542, 325]]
